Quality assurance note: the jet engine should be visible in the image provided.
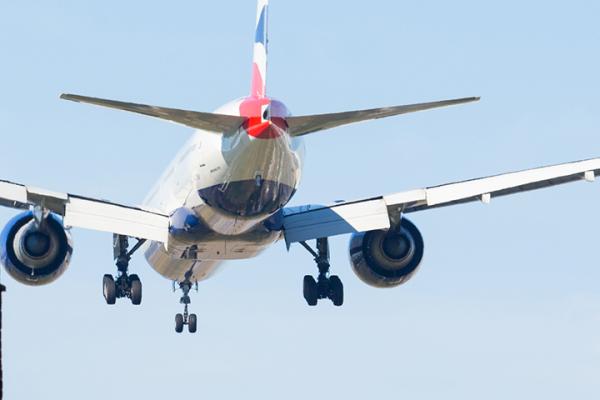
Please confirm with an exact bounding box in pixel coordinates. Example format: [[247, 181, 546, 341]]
[[1, 211, 73, 286], [349, 218, 424, 288]]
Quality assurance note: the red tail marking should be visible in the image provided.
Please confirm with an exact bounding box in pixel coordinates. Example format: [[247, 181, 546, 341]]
[[250, 63, 265, 98], [239, 96, 283, 139]]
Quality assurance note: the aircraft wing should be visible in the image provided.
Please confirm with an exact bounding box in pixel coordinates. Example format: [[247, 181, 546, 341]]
[[0, 180, 169, 243], [282, 158, 600, 246]]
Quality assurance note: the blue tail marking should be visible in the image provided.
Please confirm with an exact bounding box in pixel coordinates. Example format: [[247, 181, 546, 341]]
[[255, 6, 267, 46]]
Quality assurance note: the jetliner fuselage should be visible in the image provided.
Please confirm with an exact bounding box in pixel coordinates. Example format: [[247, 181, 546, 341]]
[[143, 97, 305, 282]]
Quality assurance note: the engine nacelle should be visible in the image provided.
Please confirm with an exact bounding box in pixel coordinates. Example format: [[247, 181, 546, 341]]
[[0, 211, 73, 286], [349, 218, 424, 288]]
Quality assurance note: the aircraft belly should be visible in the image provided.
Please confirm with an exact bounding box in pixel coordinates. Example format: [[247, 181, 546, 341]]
[[144, 228, 280, 282], [168, 211, 283, 260], [145, 241, 220, 283]]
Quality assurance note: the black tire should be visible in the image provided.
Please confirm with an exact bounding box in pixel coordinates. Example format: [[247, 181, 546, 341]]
[[130, 274, 142, 305], [102, 274, 116, 305], [188, 314, 198, 333], [329, 275, 344, 307], [175, 313, 184, 333], [303, 275, 318, 306]]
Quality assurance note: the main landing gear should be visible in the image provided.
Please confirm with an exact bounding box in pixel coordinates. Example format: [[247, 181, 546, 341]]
[[299, 238, 344, 307], [174, 276, 198, 334], [102, 234, 146, 306]]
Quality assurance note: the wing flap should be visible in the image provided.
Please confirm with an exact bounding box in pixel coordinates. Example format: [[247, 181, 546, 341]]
[[27, 186, 69, 214], [61, 94, 247, 133], [283, 199, 390, 246], [64, 197, 168, 243], [286, 97, 480, 137], [0, 180, 169, 243], [0, 180, 28, 208]]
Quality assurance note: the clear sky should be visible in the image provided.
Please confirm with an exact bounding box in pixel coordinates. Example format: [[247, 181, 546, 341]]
[[1, 0, 600, 398]]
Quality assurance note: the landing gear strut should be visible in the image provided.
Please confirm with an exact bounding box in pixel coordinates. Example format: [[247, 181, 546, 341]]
[[300, 238, 344, 307], [102, 234, 146, 305], [174, 277, 198, 334]]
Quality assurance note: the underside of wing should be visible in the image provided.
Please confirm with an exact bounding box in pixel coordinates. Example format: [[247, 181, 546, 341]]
[[61, 94, 247, 133], [396, 158, 600, 213], [0, 180, 169, 243], [283, 158, 600, 244], [286, 97, 480, 137]]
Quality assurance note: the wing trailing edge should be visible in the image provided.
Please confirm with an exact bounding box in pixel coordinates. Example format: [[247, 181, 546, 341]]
[[286, 97, 480, 137], [0, 179, 169, 244]]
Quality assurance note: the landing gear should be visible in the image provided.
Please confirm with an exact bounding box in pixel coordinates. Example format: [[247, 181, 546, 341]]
[[173, 277, 198, 334], [102, 274, 116, 305], [329, 275, 344, 306], [175, 313, 184, 333], [130, 274, 142, 306], [303, 275, 318, 306], [188, 314, 198, 333], [103, 234, 146, 305], [300, 238, 344, 307]]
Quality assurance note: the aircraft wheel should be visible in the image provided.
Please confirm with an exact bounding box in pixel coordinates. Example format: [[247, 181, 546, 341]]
[[329, 275, 344, 307], [103, 274, 116, 305], [303, 275, 318, 306], [130, 274, 142, 305], [175, 313, 184, 333], [188, 314, 198, 333]]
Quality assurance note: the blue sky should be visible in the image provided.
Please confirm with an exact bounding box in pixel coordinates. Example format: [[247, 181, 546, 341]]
[[1, 1, 600, 398]]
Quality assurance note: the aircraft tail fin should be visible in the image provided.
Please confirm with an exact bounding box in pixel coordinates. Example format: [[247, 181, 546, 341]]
[[251, 0, 269, 98], [60, 94, 246, 133]]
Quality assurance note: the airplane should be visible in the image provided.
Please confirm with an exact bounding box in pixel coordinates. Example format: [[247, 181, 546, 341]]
[[1, 0, 599, 334]]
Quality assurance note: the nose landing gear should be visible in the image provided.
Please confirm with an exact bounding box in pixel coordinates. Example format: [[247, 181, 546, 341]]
[[300, 238, 344, 307], [174, 278, 198, 334]]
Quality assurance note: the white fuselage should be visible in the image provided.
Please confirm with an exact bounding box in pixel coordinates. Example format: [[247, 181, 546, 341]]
[[142, 97, 305, 283]]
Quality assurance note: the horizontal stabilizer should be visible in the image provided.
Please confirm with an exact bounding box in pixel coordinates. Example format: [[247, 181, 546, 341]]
[[61, 94, 247, 133], [286, 97, 480, 137]]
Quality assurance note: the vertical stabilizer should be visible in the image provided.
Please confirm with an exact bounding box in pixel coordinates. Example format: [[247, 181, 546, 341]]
[[251, 0, 269, 98]]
